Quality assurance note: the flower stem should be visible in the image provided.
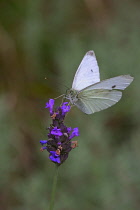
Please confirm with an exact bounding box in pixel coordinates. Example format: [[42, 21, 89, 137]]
[[49, 164, 59, 210]]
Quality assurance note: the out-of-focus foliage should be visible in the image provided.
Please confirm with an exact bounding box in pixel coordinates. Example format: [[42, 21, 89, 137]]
[[0, 0, 140, 209]]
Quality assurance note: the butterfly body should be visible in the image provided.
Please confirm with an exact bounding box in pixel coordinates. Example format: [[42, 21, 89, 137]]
[[66, 51, 134, 114]]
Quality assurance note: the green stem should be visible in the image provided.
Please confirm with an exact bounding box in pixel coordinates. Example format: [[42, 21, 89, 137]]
[[49, 164, 59, 210]]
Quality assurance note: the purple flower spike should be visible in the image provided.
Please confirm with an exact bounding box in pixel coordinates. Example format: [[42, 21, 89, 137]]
[[49, 151, 60, 164], [61, 102, 71, 115], [45, 99, 54, 114], [51, 127, 63, 136], [40, 99, 79, 165], [40, 140, 48, 145], [69, 127, 79, 140]]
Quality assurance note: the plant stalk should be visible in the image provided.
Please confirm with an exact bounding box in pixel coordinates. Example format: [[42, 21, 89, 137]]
[[49, 164, 59, 210]]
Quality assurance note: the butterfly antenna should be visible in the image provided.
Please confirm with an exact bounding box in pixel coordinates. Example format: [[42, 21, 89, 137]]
[[45, 76, 70, 89], [54, 94, 65, 100]]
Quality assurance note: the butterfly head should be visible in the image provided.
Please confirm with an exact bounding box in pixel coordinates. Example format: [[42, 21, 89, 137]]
[[65, 89, 78, 105]]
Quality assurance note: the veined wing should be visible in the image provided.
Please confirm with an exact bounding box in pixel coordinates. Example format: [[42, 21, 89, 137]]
[[75, 89, 122, 114], [72, 51, 100, 91], [81, 75, 133, 91]]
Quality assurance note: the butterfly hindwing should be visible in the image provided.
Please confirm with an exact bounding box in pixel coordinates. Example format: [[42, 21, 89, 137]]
[[75, 89, 122, 114]]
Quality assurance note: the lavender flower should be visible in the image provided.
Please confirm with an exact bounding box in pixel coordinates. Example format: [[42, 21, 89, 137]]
[[61, 102, 71, 115], [51, 127, 63, 136], [49, 151, 61, 164], [40, 99, 79, 165], [45, 99, 54, 114], [69, 128, 79, 140], [40, 140, 48, 145]]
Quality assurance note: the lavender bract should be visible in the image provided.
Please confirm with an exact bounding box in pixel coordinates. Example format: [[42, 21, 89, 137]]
[[40, 99, 79, 165]]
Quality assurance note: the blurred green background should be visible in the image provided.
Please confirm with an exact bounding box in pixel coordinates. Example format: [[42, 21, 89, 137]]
[[0, 0, 140, 209]]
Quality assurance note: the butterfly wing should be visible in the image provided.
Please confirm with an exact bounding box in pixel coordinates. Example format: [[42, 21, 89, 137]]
[[72, 51, 100, 91], [75, 89, 122, 114], [82, 75, 134, 91]]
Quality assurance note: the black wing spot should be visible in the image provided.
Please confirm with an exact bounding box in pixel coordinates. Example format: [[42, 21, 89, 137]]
[[91, 69, 93, 72], [112, 85, 116, 88]]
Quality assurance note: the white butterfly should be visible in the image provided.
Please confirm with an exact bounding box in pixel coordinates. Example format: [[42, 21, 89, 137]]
[[66, 50, 134, 114]]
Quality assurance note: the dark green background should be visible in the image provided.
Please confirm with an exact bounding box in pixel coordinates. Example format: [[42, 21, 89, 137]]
[[0, 0, 140, 209]]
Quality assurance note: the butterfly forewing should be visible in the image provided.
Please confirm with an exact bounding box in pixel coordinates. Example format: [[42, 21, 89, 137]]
[[72, 51, 100, 91], [75, 89, 122, 114]]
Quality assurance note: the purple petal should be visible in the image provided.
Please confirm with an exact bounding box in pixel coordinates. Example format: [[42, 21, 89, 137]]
[[40, 140, 48, 145], [69, 127, 79, 139], [51, 127, 63, 136], [45, 99, 54, 114], [62, 102, 68, 105], [61, 103, 71, 115], [67, 127, 72, 133], [49, 151, 61, 164]]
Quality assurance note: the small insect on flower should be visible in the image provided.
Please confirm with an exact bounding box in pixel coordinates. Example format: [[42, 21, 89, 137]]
[[40, 99, 79, 165]]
